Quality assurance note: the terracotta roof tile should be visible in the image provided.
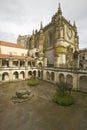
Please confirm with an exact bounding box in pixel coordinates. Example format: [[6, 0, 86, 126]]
[[0, 41, 26, 49], [0, 54, 34, 61]]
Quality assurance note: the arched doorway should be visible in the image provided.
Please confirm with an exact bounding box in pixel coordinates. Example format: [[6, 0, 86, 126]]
[[59, 73, 64, 82], [13, 72, 19, 80], [79, 76, 87, 90], [28, 71, 32, 79], [33, 70, 36, 78], [66, 74, 73, 85], [2, 72, 9, 81]]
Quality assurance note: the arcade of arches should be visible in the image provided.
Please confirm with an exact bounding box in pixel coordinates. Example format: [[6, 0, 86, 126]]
[[0, 69, 87, 91]]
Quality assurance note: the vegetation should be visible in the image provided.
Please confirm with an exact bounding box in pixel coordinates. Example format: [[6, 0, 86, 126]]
[[53, 82, 75, 106], [27, 78, 39, 86]]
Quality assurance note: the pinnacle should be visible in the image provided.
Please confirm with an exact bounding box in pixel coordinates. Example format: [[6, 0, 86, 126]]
[[58, 3, 62, 15]]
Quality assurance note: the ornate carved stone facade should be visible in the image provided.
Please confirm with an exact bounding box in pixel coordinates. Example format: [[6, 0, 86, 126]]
[[17, 4, 79, 68]]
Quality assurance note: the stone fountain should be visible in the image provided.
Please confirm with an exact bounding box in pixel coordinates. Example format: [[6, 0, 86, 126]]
[[11, 88, 33, 103]]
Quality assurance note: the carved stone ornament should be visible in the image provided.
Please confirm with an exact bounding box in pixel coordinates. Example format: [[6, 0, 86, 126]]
[[67, 27, 73, 39]]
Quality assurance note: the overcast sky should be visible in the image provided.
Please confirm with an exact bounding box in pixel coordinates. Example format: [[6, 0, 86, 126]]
[[0, 0, 87, 48]]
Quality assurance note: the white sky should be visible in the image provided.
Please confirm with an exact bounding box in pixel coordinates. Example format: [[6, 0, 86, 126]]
[[0, 0, 87, 48]]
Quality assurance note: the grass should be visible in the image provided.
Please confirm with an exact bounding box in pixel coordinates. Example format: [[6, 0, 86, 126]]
[[27, 79, 39, 86], [53, 92, 75, 106]]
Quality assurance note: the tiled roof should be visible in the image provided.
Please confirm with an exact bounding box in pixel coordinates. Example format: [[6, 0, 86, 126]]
[[0, 41, 26, 49], [0, 54, 34, 61]]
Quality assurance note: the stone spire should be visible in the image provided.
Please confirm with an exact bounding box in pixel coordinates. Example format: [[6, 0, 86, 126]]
[[31, 30, 35, 49], [58, 3, 62, 15], [40, 21, 43, 30], [73, 21, 76, 28], [32, 29, 34, 35], [40, 21, 43, 33], [73, 21, 78, 37]]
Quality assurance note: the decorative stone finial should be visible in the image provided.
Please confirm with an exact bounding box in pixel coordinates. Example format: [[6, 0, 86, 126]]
[[73, 21, 76, 28], [58, 3, 62, 15], [40, 21, 43, 30], [40, 21, 43, 33], [32, 30, 34, 35]]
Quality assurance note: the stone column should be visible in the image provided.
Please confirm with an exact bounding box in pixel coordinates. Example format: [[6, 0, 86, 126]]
[[9, 70, 13, 82], [73, 73, 78, 90], [25, 70, 28, 80], [36, 70, 38, 78], [25, 59, 28, 69], [0, 59, 2, 67], [43, 58, 47, 67], [54, 71, 58, 83], [43, 70, 47, 80], [9, 57, 12, 68], [25, 58, 28, 79]]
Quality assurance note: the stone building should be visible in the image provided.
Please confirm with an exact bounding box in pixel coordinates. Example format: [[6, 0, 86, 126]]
[[0, 41, 36, 81], [17, 4, 79, 69]]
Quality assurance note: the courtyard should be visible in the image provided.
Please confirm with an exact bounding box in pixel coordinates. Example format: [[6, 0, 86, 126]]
[[0, 80, 87, 130]]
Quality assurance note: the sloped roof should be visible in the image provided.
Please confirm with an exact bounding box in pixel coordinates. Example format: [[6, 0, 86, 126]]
[[0, 41, 26, 49], [0, 54, 34, 61]]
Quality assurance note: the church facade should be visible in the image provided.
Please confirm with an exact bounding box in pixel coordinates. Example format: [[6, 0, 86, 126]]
[[17, 4, 79, 69]]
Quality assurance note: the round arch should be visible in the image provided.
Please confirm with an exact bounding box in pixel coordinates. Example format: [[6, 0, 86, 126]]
[[2, 72, 9, 81], [13, 71, 19, 80], [66, 74, 73, 85], [28, 71, 32, 79], [33, 70, 36, 78], [79, 76, 87, 90], [59, 73, 65, 82]]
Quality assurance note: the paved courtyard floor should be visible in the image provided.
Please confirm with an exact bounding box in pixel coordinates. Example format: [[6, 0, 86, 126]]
[[0, 80, 87, 130]]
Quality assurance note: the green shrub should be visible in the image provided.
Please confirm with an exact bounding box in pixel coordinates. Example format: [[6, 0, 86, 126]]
[[56, 82, 72, 96], [53, 92, 75, 106], [27, 79, 39, 86], [53, 82, 74, 106]]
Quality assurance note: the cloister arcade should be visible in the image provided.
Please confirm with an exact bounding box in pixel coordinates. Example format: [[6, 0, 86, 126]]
[[0, 66, 87, 91]]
